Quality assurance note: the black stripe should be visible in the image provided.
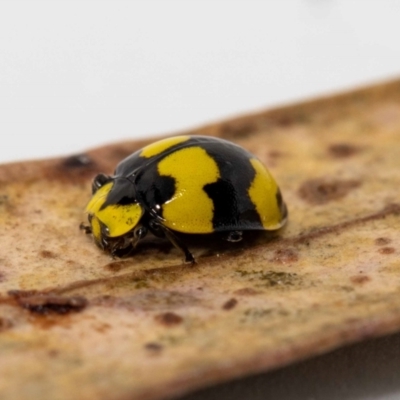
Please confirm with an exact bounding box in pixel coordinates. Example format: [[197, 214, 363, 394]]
[[100, 177, 137, 209], [276, 188, 288, 220], [134, 166, 175, 218], [202, 142, 263, 231]]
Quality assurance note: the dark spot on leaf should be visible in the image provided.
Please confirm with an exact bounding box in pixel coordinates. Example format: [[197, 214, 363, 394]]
[[62, 154, 95, 169], [46, 153, 101, 183], [268, 150, 284, 159], [0, 317, 13, 331], [375, 237, 391, 246], [270, 248, 299, 264], [0, 194, 9, 206], [8, 291, 87, 315], [154, 312, 183, 327], [145, 342, 164, 353], [383, 203, 400, 215], [220, 121, 255, 139], [350, 275, 371, 284], [0, 271, 5, 282], [269, 111, 310, 127], [275, 114, 294, 126], [328, 143, 360, 158], [48, 349, 60, 358], [378, 247, 395, 255], [298, 178, 361, 205], [222, 298, 238, 310], [40, 250, 57, 259], [105, 261, 127, 272], [94, 323, 111, 333]]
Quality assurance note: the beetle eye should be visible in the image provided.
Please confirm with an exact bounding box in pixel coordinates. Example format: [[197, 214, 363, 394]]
[[92, 173, 112, 194]]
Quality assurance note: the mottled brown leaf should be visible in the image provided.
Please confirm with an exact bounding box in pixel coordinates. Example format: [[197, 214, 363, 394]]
[[1, 80, 400, 400]]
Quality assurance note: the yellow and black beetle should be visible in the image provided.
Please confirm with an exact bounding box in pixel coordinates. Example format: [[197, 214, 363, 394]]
[[82, 135, 287, 263]]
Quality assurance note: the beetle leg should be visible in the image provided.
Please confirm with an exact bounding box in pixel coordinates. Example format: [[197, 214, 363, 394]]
[[79, 222, 92, 234], [226, 230, 243, 242], [149, 221, 195, 264], [164, 229, 195, 264]]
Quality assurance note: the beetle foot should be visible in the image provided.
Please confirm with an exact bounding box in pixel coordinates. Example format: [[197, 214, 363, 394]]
[[184, 251, 196, 265], [79, 222, 92, 234]]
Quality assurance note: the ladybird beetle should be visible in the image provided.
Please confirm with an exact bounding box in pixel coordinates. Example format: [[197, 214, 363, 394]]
[[81, 135, 287, 263]]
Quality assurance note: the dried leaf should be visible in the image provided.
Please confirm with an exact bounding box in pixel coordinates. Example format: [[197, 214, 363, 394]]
[[1, 80, 400, 400]]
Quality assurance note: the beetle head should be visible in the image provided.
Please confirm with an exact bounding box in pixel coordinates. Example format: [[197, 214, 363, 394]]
[[85, 174, 144, 253]]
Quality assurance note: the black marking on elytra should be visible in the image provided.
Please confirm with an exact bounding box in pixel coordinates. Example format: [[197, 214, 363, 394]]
[[100, 177, 137, 209], [202, 142, 263, 231], [239, 209, 263, 227], [203, 178, 238, 228], [135, 165, 176, 218], [276, 188, 287, 219], [114, 148, 148, 177]]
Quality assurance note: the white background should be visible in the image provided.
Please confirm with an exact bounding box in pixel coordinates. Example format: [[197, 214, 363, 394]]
[[1, 0, 400, 163], [2, 1, 400, 400]]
